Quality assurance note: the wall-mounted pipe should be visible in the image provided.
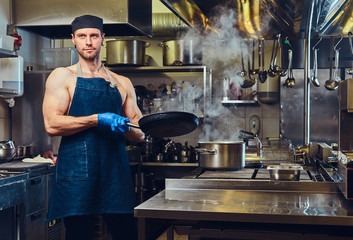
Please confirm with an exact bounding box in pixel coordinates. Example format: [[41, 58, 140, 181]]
[[304, 0, 316, 146]]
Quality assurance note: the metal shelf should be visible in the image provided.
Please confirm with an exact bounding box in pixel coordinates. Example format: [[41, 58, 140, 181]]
[[0, 49, 16, 58], [142, 162, 198, 167], [222, 99, 258, 105], [107, 65, 210, 73], [0, 88, 18, 96]]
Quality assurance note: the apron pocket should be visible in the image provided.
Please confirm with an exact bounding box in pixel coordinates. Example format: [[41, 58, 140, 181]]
[[56, 141, 88, 182]]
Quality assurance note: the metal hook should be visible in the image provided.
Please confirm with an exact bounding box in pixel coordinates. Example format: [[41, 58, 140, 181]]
[[284, 37, 293, 49], [312, 38, 322, 50], [334, 36, 343, 50]]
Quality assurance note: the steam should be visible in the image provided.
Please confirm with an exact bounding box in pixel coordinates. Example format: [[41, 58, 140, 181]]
[[182, 7, 247, 89], [162, 5, 274, 142], [178, 6, 250, 141]]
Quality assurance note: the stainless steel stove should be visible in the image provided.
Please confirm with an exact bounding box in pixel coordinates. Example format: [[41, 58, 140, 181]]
[[184, 163, 338, 183]]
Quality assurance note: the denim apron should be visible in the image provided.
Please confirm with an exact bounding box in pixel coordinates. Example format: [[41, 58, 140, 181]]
[[46, 63, 135, 221]]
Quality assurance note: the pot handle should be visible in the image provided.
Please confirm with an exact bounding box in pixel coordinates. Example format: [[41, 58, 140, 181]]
[[194, 148, 217, 155], [158, 42, 165, 47], [173, 60, 183, 66]]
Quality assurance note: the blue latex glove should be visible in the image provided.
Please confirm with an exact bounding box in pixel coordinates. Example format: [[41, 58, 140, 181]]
[[98, 113, 130, 134]]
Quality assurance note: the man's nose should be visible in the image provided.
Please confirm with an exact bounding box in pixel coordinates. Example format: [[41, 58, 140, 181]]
[[86, 37, 92, 45]]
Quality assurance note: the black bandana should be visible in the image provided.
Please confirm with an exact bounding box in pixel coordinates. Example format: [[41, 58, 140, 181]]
[[71, 15, 103, 33]]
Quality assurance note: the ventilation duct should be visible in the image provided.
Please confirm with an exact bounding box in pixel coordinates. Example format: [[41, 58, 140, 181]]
[[12, 0, 152, 38], [160, 0, 353, 39], [152, 13, 189, 38]]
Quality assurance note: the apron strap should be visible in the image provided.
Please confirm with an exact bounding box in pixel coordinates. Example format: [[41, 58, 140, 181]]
[[103, 65, 117, 88], [76, 62, 83, 78], [77, 62, 117, 88]]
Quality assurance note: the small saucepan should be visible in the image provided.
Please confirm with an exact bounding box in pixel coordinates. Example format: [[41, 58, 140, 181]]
[[127, 111, 199, 138]]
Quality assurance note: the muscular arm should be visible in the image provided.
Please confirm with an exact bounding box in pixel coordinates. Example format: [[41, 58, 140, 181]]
[[116, 75, 145, 143], [42, 68, 98, 136]]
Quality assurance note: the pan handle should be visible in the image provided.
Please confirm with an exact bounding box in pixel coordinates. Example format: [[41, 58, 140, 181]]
[[126, 122, 140, 128], [194, 148, 217, 155]]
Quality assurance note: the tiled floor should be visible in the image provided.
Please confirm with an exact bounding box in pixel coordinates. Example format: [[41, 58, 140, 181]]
[[156, 229, 188, 240]]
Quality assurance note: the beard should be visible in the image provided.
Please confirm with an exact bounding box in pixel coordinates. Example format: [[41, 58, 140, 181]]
[[76, 45, 101, 61]]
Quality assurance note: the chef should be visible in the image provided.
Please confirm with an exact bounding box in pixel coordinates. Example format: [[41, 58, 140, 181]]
[[42, 14, 144, 240]]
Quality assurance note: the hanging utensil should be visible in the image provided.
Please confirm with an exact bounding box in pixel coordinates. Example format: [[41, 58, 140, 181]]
[[268, 35, 278, 77], [311, 48, 320, 87], [250, 39, 258, 76], [310, 38, 322, 87], [258, 38, 267, 83], [239, 43, 247, 78], [284, 49, 295, 88], [325, 37, 342, 91], [272, 34, 282, 73], [347, 32, 353, 75], [241, 38, 256, 88]]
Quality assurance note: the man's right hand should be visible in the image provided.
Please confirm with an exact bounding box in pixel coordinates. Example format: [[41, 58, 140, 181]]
[[98, 113, 131, 134]]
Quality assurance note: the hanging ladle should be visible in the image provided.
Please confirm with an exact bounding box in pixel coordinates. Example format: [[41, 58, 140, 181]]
[[241, 38, 256, 88], [239, 42, 247, 78], [347, 32, 353, 75], [310, 38, 322, 87], [268, 35, 278, 77], [284, 49, 295, 87], [325, 36, 342, 91], [258, 38, 267, 83], [250, 39, 258, 76]]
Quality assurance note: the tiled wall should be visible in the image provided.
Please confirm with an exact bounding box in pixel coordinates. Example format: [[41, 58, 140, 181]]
[[128, 72, 280, 146], [124, 39, 281, 146]]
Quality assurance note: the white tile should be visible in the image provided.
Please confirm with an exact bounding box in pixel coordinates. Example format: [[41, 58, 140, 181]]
[[245, 104, 262, 118], [210, 116, 230, 140], [262, 117, 280, 138], [228, 104, 246, 118], [262, 102, 280, 118], [229, 117, 246, 141]]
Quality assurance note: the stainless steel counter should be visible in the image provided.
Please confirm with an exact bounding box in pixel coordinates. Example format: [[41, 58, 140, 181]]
[[134, 178, 353, 240]]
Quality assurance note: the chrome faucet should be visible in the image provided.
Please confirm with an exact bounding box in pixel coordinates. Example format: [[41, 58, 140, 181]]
[[254, 135, 263, 161], [239, 129, 263, 160]]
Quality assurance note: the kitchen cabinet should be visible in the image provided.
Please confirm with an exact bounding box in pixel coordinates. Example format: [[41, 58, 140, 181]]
[[0, 161, 63, 240], [23, 175, 46, 240]]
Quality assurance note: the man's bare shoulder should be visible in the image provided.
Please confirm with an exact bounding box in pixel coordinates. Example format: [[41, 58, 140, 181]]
[[47, 66, 76, 83], [108, 70, 131, 84]]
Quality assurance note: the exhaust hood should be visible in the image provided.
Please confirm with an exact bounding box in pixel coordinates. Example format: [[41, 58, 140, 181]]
[[12, 0, 152, 38], [160, 0, 353, 39]]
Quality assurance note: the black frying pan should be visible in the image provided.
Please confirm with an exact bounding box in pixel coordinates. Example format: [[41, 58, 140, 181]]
[[127, 111, 199, 138]]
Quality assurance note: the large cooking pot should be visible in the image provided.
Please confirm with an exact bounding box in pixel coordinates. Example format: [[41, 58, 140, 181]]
[[0, 140, 16, 163], [158, 40, 202, 66], [196, 141, 245, 170], [128, 111, 199, 138], [106, 40, 150, 66]]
